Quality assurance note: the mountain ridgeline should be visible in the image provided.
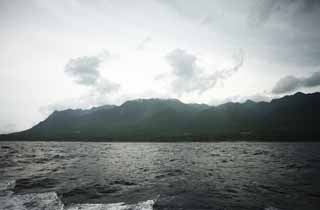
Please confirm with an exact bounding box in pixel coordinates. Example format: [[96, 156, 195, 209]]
[[2, 92, 320, 141]]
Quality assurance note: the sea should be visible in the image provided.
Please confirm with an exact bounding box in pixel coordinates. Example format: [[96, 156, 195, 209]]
[[0, 141, 320, 210]]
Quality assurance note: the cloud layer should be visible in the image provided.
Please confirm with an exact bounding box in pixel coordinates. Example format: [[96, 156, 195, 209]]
[[249, 0, 320, 27], [0, 123, 17, 134], [65, 56, 101, 85], [163, 48, 244, 95], [64, 53, 120, 95], [1, 0, 320, 133], [272, 71, 320, 94]]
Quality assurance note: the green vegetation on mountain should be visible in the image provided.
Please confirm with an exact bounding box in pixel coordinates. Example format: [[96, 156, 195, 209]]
[[2, 92, 320, 141]]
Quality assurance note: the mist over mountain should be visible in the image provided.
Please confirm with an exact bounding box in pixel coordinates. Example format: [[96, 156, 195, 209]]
[[1, 92, 320, 141]]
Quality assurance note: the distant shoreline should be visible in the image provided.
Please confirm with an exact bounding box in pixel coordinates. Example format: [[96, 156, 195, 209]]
[[2, 92, 320, 143], [1, 136, 319, 143]]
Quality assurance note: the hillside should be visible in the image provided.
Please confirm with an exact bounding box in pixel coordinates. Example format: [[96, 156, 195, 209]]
[[1, 92, 320, 141]]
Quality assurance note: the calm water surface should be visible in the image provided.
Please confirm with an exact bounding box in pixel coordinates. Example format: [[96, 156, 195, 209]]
[[1, 142, 320, 210]]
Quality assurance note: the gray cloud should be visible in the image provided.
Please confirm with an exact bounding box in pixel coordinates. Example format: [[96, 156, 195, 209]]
[[64, 52, 120, 94], [304, 71, 320, 87], [272, 71, 320, 94], [165, 49, 197, 79], [294, 0, 320, 13], [249, 0, 320, 27], [247, 0, 320, 67], [248, 0, 278, 28], [158, 0, 320, 67], [65, 56, 101, 86], [272, 76, 302, 94], [163, 48, 244, 95]]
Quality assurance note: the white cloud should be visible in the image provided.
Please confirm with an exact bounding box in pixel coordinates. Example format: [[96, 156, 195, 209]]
[[137, 37, 152, 50], [0, 123, 17, 134]]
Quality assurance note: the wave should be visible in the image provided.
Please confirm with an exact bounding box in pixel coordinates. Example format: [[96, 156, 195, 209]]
[[0, 180, 283, 210], [0, 180, 15, 192], [66, 200, 155, 210], [0, 180, 155, 210]]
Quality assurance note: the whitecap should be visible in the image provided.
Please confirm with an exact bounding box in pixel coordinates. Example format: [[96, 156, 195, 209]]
[[0, 180, 16, 192], [0, 187, 155, 210], [66, 199, 155, 210], [265, 207, 282, 210], [0, 191, 64, 210], [0, 180, 16, 196]]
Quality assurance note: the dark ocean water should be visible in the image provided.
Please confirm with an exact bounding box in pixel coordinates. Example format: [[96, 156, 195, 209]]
[[1, 142, 320, 210]]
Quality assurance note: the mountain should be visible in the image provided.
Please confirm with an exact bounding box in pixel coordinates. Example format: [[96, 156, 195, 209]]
[[1, 92, 320, 141]]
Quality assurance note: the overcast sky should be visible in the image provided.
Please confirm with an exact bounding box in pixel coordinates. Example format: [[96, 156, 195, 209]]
[[1, 0, 320, 133]]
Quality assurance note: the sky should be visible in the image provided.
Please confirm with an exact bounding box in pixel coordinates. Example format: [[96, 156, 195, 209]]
[[1, 0, 320, 133]]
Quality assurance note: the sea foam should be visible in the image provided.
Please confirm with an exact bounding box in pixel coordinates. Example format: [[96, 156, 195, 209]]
[[0, 180, 155, 210]]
